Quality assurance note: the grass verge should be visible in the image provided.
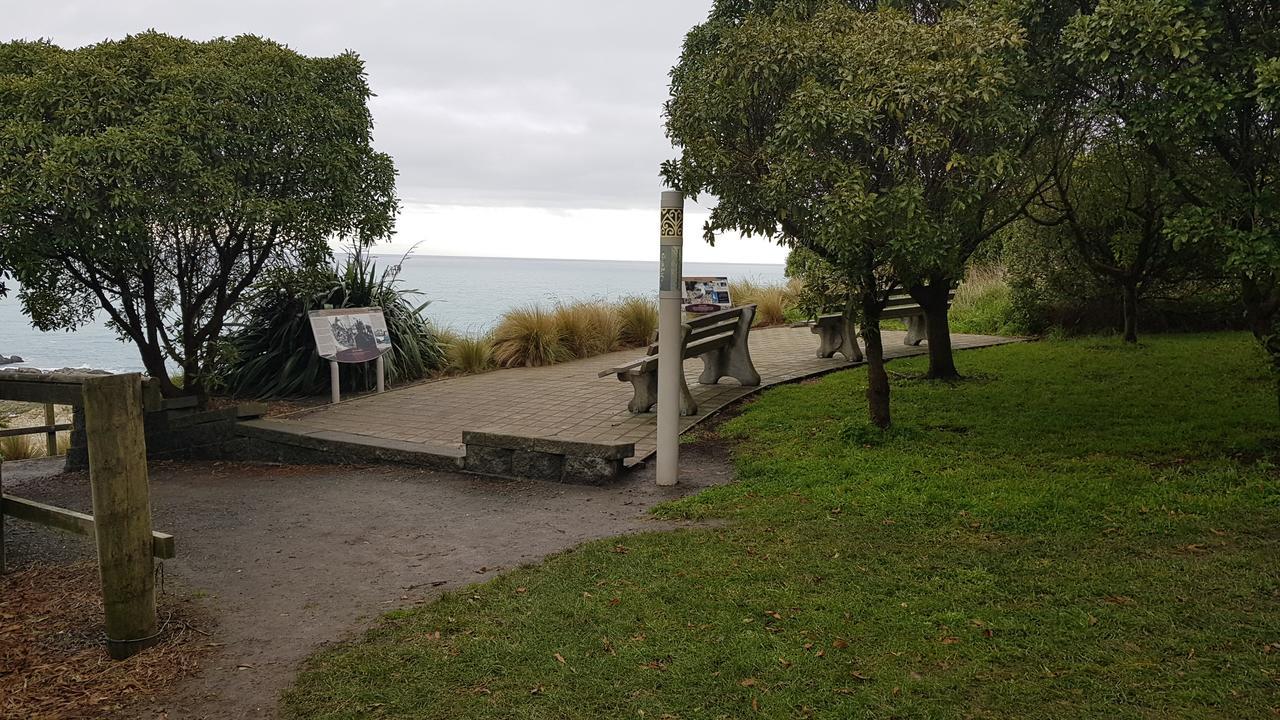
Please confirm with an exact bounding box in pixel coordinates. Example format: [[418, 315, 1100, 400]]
[[285, 332, 1279, 719]]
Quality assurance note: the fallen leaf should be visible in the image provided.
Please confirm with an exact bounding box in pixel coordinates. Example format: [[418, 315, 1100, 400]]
[[516, 587, 527, 594], [554, 653, 566, 664], [941, 637, 961, 645], [613, 545, 630, 554], [850, 671, 872, 681], [740, 678, 758, 687], [832, 638, 849, 649]]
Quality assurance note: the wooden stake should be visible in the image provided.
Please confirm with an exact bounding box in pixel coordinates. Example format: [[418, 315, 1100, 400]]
[[1, 462, 6, 575], [44, 403, 57, 457], [82, 373, 158, 660]]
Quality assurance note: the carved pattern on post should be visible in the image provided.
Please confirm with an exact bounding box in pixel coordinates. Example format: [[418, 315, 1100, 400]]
[[660, 208, 683, 238]]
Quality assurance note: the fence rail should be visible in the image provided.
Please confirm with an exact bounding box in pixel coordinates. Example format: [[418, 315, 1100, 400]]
[[0, 403, 64, 455]]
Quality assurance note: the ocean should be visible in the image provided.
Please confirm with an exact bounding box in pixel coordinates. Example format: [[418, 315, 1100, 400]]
[[0, 255, 785, 373]]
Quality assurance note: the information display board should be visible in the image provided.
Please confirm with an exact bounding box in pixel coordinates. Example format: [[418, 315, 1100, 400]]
[[682, 276, 732, 314], [308, 308, 392, 363]]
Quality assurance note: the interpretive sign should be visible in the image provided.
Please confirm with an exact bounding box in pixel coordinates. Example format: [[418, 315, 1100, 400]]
[[308, 308, 392, 364], [682, 276, 731, 314]]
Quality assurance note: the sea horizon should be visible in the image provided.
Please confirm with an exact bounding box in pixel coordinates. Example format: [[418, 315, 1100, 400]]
[[0, 254, 786, 374]]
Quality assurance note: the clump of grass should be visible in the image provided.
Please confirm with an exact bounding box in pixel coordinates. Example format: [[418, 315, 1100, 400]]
[[0, 435, 41, 461], [438, 329, 495, 374], [615, 296, 658, 347], [729, 278, 794, 326], [554, 302, 622, 358], [491, 305, 570, 368], [950, 264, 1018, 335]]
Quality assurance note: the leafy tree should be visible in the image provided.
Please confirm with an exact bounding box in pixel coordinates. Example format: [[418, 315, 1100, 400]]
[[0, 33, 397, 397], [1063, 1, 1280, 402], [1027, 120, 1212, 342], [664, 1, 1029, 425]]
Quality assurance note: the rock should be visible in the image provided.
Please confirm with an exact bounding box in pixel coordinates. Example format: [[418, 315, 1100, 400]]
[[0, 354, 24, 365]]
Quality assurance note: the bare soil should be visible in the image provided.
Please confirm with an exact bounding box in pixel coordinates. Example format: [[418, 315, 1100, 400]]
[[0, 437, 736, 719]]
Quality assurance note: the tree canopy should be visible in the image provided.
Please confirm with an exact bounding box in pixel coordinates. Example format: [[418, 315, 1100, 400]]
[[664, 0, 1031, 423], [1063, 0, 1280, 384], [0, 32, 398, 396]]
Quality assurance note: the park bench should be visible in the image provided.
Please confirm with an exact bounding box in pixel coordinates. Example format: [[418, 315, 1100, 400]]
[[810, 288, 955, 360], [599, 305, 761, 416]]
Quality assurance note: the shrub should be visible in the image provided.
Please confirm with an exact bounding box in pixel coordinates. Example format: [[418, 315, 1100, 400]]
[[949, 265, 1021, 335], [554, 302, 622, 358], [221, 249, 446, 398], [437, 329, 495, 375], [0, 435, 40, 461], [491, 305, 570, 368], [616, 296, 659, 347], [1002, 224, 1241, 336]]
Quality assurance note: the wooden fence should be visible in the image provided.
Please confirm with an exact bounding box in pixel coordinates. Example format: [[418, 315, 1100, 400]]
[[0, 371, 175, 660], [0, 402, 71, 456]]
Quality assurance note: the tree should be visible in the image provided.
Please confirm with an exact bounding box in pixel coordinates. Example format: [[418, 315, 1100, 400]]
[[0, 33, 398, 397], [1027, 119, 1210, 342], [1063, 1, 1280, 402], [665, 1, 1029, 425]]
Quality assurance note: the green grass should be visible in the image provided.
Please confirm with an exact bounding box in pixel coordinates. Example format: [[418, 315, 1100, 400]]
[[284, 333, 1279, 719]]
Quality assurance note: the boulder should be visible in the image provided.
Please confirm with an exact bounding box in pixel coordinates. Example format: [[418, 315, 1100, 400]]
[[0, 354, 24, 365]]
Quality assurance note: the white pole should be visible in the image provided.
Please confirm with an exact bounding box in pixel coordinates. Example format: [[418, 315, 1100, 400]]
[[376, 355, 386, 394], [330, 360, 341, 404], [656, 190, 684, 487]]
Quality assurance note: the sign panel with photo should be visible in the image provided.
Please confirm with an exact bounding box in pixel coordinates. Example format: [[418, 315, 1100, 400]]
[[682, 276, 732, 314], [308, 308, 393, 364]]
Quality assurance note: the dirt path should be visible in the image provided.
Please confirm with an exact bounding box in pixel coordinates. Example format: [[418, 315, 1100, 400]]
[[1, 441, 735, 719]]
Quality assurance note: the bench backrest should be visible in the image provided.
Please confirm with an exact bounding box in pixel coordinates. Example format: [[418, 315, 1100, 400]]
[[648, 304, 756, 355], [884, 289, 956, 312]]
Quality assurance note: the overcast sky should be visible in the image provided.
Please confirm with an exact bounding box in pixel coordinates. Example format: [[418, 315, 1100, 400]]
[[5, 1, 787, 264]]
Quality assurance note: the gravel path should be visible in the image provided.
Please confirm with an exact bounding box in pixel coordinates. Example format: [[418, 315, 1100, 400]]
[[1, 441, 734, 719]]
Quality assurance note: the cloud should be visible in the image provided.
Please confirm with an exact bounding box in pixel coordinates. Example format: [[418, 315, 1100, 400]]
[[5, 0, 713, 209]]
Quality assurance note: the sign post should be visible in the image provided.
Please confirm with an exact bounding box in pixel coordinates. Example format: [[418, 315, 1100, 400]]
[[308, 307, 393, 404], [657, 191, 684, 487]]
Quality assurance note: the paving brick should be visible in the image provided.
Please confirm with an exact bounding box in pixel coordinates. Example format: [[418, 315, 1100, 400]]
[[280, 327, 1019, 464]]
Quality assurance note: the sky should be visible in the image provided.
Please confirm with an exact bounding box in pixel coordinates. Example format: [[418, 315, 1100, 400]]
[[4, 1, 788, 265]]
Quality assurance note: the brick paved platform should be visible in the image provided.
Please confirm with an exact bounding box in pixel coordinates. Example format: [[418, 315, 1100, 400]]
[[272, 326, 1019, 466]]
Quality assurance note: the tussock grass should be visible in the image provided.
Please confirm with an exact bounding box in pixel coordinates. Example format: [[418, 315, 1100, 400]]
[[441, 296, 660, 374], [438, 329, 495, 375], [0, 435, 41, 461], [491, 305, 571, 368], [729, 278, 795, 326], [615, 296, 659, 347], [554, 302, 622, 358]]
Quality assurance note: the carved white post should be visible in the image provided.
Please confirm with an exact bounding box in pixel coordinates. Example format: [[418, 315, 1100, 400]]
[[657, 191, 684, 487]]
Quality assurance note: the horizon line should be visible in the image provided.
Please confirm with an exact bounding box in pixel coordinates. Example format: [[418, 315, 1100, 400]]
[[362, 251, 785, 267]]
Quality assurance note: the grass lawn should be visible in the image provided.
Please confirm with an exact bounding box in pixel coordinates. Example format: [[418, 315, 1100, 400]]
[[285, 333, 1279, 719]]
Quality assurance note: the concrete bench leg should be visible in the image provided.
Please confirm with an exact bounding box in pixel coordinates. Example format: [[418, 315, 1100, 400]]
[[813, 323, 843, 359], [904, 314, 927, 346], [812, 319, 864, 361], [621, 370, 697, 416], [697, 306, 761, 387]]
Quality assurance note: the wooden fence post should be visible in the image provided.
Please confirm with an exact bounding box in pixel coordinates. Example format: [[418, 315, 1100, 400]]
[[82, 373, 158, 659], [1, 461, 6, 575], [44, 403, 58, 457]]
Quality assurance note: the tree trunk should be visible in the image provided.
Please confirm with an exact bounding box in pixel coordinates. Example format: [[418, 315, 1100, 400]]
[[1121, 281, 1139, 344], [909, 281, 958, 380], [860, 294, 890, 429], [1242, 276, 1280, 418]]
